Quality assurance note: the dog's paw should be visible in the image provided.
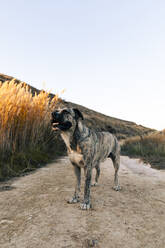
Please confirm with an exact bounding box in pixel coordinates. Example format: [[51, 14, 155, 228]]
[[67, 197, 79, 204], [91, 182, 99, 187], [80, 202, 91, 210], [113, 185, 121, 191]]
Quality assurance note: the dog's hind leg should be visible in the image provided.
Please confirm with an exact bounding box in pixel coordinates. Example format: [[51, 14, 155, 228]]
[[68, 165, 81, 204], [95, 165, 100, 185], [110, 153, 121, 191], [92, 164, 100, 186]]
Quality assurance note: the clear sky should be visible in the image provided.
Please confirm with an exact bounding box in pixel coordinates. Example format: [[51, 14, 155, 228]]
[[1, 0, 165, 130]]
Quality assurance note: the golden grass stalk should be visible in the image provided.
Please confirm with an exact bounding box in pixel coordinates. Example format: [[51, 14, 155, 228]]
[[0, 79, 59, 155]]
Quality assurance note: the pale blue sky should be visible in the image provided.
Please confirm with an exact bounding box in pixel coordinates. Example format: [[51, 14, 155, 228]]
[[1, 0, 165, 130]]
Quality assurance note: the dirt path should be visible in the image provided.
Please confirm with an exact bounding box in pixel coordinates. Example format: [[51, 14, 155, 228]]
[[0, 156, 165, 248]]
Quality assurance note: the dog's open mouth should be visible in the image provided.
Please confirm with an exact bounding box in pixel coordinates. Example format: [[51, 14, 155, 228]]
[[52, 122, 60, 131], [52, 121, 72, 131]]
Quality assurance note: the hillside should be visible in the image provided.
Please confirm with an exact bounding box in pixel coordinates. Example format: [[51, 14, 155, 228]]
[[0, 73, 155, 140]]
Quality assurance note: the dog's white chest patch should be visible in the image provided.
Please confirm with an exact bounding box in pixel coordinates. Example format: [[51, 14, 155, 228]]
[[69, 151, 84, 168], [61, 132, 71, 152], [61, 132, 84, 167]]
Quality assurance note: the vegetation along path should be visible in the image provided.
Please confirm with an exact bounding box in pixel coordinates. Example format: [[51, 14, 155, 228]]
[[0, 156, 165, 248]]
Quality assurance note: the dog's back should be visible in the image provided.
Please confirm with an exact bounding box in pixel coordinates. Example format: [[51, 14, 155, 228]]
[[86, 130, 119, 166]]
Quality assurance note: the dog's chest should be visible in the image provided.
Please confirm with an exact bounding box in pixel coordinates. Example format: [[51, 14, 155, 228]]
[[61, 132, 84, 168], [68, 151, 84, 168]]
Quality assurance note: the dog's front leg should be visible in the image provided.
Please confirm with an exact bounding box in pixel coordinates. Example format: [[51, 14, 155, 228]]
[[68, 165, 81, 204], [81, 165, 92, 210]]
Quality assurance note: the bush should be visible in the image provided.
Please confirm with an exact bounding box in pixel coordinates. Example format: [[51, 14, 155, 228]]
[[0, 79, 63, 179], [121, 131, 165, 169]]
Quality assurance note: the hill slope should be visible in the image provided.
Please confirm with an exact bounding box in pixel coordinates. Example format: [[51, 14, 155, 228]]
[[0, 73, 155, 139]]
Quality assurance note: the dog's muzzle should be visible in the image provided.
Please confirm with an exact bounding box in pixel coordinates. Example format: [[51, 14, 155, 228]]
[[52, 121, 72, 131], [51, 112, 72, 131]]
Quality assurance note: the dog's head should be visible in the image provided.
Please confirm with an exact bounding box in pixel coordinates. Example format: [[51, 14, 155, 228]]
[[51, 108, 83, 132]]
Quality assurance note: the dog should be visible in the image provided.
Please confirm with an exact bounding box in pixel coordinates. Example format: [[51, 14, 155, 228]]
[[51, 108, 120, 210]]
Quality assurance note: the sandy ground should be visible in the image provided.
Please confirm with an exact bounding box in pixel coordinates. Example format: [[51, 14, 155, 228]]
[[0, 156, 165, 248]]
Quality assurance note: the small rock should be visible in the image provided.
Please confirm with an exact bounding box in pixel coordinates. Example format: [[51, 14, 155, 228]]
[[87, 239, 98, 247]]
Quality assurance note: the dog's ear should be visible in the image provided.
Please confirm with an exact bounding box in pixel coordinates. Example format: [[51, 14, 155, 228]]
[[73, 108, 84, 120]]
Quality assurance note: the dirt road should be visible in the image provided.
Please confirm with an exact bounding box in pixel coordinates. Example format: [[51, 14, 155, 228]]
[[0, 156, 165, 248]]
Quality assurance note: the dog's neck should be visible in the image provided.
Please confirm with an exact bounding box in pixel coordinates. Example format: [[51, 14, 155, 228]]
[[61, 131, 72, 153], [61, 123, 77, 153], [74, 121, 90, 141], [60, 121, 89, 153]]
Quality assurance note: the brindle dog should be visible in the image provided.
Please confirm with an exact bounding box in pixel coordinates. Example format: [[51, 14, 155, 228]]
[[51, 108, 121, 210]]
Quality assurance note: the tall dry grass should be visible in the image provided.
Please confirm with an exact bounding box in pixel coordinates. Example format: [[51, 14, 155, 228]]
[[0, 79, 61, 179], [121, 130, 165, 169]]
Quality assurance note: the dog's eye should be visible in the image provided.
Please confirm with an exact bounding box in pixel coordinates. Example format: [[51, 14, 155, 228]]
[[62, 110, 70, 115]]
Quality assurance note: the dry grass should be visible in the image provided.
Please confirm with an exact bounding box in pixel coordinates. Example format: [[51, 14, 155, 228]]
[[121, 130, 165, 169], [0, 79, 61, 179]]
